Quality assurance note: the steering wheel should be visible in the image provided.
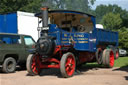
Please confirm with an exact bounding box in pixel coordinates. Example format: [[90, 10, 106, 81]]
[[77, 25, 86, 32]]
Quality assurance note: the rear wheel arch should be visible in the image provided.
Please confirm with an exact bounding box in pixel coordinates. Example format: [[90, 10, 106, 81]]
[[4, 54, 19, 63]]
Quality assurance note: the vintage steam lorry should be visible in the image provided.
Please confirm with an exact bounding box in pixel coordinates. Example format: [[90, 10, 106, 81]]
[[26, 7, 119, 78]]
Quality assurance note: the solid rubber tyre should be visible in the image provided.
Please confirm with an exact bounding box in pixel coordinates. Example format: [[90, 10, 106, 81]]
[[26, 54, 40, 76], [96, 48, 103, 64], [2, 57, 16, 73], [102, 49, 114, 68], [60, 52, 76, 78]]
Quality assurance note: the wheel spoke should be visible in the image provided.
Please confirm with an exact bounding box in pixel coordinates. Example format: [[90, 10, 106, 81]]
[[66, 55, 75, 76], [66, 66, 70, 71], [60, 53, 76, 78], [33, 67, 36, 72], [69, 57, 72, 63], [31, 55, 40, 74], [65, 63, 69, 67]]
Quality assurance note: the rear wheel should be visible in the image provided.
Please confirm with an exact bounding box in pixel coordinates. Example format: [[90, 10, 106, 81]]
[[96, 48, 103, 64], [114, 49, 119, 59], [26, 54, 40, 75], [102, 49, 114, 68], [60, 52, 76, 78], [2, 57, 16, 73]]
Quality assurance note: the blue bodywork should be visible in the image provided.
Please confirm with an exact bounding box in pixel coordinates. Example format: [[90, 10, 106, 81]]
[[48, 25, 118, 52], [37, 10, 118, 52]]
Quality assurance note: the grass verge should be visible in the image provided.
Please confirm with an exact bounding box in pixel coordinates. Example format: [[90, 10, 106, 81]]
[[85, 56, 128, 68]]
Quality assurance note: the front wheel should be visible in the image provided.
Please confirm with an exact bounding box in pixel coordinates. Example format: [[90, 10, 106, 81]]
[[26, 54, 40, 76], [60, 52, 76, 78]]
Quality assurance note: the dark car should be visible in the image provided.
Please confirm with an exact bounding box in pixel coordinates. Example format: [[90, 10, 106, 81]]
[[0, 33, 35, 73]]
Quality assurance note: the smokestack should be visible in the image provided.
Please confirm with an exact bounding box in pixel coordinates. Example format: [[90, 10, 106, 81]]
[[41, 7, 48, 27], [41, 7, 49, 36]]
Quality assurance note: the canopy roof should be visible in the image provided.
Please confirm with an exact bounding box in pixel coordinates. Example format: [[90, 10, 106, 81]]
[[35, 10, 95, 32]]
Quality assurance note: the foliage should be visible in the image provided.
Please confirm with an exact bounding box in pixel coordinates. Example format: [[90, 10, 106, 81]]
[[20, 0, 43, 13], [118, 27, 128, 51], [0, 0, 41, 14], [101, 12, 122, 30], [95, 4, 128, 28], [42, 0, 96, 14], [0, 0, 96, 14]]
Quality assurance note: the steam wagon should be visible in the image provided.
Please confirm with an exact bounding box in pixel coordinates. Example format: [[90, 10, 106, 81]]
[[26, 7, 119, 78]]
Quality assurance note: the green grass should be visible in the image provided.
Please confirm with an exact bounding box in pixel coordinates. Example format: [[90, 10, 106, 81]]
[[114, 56, 128, 67], [85, 56, 128, 68]]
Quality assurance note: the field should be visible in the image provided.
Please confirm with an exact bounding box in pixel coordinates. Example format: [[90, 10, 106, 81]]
[[114, 56, 128, 67], [85, 56, 128, 68]]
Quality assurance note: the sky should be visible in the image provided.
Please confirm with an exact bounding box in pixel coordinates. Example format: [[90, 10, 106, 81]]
[[91, 0, 128, 11]]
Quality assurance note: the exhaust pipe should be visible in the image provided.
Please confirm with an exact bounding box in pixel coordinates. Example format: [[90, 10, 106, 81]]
[[41, 7, 49, 36]]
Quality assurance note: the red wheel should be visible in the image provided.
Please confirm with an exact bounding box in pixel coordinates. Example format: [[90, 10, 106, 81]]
[[26, 54, 40, 75], [102, 49, 114, 68], [60, 52, 76, 78], [115, 49, 119, 59], [109, 50, 114, 67]]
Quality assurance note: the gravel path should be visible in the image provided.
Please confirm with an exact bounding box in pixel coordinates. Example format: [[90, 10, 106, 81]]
[[0, 67, 128, 85]]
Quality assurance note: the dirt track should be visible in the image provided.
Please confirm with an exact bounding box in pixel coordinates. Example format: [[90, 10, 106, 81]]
[[0, 66, 128, 85]]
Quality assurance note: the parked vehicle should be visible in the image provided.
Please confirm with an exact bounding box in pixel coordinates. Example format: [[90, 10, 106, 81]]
[[119, 49, 127, 56], [26, 7, 119, 78], [0, 33, 35, 73], [0, 11, 39, 41]]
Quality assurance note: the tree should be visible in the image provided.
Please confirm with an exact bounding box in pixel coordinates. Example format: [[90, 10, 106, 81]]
[[20, 0, 43, 13], [95, 4, 128, 28], [0, 0, 45, 14], [101, 12, 122, 30], [0, 0, 96, 14], [118, 27, 128, 51], [47, 0, 96, 14]]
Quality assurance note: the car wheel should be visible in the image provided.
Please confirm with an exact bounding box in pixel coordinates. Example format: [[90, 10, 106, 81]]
[[2, 57, 16, 73]]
